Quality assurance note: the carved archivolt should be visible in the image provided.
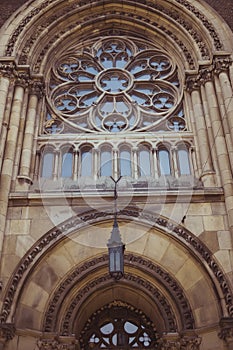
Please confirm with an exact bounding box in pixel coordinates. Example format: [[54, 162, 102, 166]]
[[0, 208, 232, 327], [43, 254, 194, 334], [3, 0, 226, 72]]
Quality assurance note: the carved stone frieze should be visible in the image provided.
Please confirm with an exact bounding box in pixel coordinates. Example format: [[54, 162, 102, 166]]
[[37, 336, 78, 350], [60, 273, 177, 336], [157, 333, 201, 349], [0, 208, 232, 327]]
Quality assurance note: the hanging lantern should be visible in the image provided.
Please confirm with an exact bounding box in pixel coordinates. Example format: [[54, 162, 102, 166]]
[[107, 217, 125, 280]]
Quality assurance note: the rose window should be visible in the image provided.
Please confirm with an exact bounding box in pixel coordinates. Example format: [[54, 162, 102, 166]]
[[45, 37, 185, 134]]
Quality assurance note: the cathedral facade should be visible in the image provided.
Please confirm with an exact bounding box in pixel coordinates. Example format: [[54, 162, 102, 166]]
[[0, 0, 233, 349]]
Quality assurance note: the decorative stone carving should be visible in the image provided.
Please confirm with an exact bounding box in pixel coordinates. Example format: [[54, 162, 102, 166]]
[[185, 67, 213, 92], [43, 254, 194, 333], [218, 318, 233, 345], [0, 61, 15, 80], [213, 56, 232, 74], [157, 333, 201, 350], [37, 336, 78, 350], [5, 0, 222, 68], [0, 323, 15, 343]]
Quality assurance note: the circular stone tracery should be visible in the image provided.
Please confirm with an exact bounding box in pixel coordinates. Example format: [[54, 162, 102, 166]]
[[45, 37, 184, 134]]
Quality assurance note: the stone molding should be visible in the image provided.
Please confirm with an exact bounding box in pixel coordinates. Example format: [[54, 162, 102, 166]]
[[3, 0, 225, 71], [43, 254, 194, 333], [0, 208, 232, 326]]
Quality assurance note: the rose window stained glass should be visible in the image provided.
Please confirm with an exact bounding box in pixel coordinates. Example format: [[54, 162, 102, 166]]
[[45, 37, 185, 134]]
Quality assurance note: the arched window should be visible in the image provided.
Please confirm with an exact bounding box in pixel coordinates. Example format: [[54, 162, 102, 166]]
[[61, 148, 73, 178], [138, 145, 151, 177], [80, 302, 158, 349], [177, 147, 191, 175], [100, 146, 112, 177], [158, 148, 171, 175], [120, 147, 132, 177], [80, 146, 93, 177], [41, 149, 54, 178]]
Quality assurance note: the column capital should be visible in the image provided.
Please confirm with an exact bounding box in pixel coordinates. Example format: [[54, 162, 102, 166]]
[[29, 78, 45, 97], [218, 317, 233, 344], [213, 55, 232, 75], [0, 61, 15, 80], [185, 66, 213, 92], [0, 323, 15, 344]]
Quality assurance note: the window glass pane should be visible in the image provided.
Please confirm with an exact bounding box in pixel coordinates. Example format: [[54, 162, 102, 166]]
[[120, 150, 131, 176], [41, 152, 54, 178], [61, 151, 73, 178], [159, 150, 171, 175], [139, 149, 151, 176], [178, 149, 191, 175], [100, 150, 112, 176], [81, 148, 92, 176]]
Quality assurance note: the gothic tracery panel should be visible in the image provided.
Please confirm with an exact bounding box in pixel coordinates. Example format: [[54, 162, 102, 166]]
[[44, 37, 185, 134]]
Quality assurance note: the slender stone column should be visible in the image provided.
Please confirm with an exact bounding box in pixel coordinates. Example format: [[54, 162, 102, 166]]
[[204, 77, 233, 232], [171, 146, 179, 178], [17, 79, 44, 189], [0, 72, 26, 254], [132, 146, 138, 179], [73, 149, 79, 181], [0, 61, 14, 138], [53, 149, 60, 180], [152, 147, 159, 179], [93, 148, 99, 180], [187, 83, 215, 186], [215, 61, 233, 144], [113, 147, 119, 179]]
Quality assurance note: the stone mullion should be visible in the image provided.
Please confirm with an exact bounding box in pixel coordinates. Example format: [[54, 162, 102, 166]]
[[93, 148, 99, 180], [113, 148, 119, 179], [53, 150, 60, 181], [73, 149, 79, 181], [132, 147, 138, 179], [189, 88, 215, 186], [204, 79, 233, 234], [0, 81, 26, 255], [171, 146, 179, 178], [152, 147, 159, 180]]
